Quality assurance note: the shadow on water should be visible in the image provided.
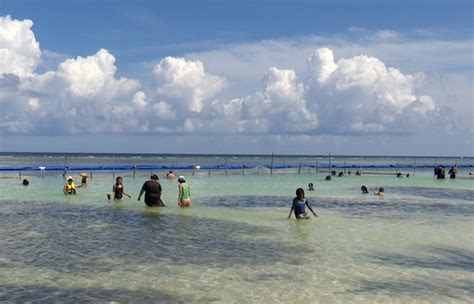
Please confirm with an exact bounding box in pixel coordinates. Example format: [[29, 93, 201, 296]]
[[390, 186, 474, 202], [0, 284, 199, 303], [202, 195, 474, 218], [0, 200, 311, 275], [367, 246, 474, 272], [346, 246, 474, 300], [347, 278, 474, 300]]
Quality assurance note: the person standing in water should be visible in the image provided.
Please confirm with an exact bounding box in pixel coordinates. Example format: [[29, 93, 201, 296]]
[[79, 173, 89, 185], [288, 188, 318, 219], [167, 170, 176, 180], [449, 166, 457, 179], [63, 176, 81, 195], [138, 174, 165, 207], [177, 176, 191, 207], [107, 176, 131, 200]]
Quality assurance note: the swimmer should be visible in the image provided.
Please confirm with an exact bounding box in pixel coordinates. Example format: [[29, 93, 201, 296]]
[[361, 185, 369, 194], [138, 174, 165, 207], [325, 175, 332, 181], [396, 172, 402, 178], [22, 179, 29, 186], [63, 176, 81, 195], [338, 172, 344, 177], [167, 170, 176, 180], [374, 187, 385, 196], [288, 188, 318, 219], [107, 176, 131, 200], [177, 176, 191, 207], [308, 183, 314, 191]]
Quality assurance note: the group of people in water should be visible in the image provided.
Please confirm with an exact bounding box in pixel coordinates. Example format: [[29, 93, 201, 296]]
[[434, 165, 458, 179], [62, 170, 192, 208], [20, 164, 462, 220]]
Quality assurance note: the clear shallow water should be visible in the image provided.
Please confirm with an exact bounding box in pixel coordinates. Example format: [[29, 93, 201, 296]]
[[0, 159, 473, 302]]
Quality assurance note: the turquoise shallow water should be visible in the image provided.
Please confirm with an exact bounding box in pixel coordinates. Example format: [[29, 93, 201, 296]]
[[0, 155, 473, 303]]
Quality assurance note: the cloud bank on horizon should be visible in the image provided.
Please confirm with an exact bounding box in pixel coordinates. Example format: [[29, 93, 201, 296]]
[[0, 15, 470, 141]]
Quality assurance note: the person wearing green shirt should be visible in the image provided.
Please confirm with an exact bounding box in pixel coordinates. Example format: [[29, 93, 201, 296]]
[[177, 176, 191, 207]]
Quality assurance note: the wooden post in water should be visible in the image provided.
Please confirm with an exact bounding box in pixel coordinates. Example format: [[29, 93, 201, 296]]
[[308, 158, 311, 174], [225, 158, 228, 176], [133, 166, 136, 178], [328, 153, 331, 173], [242, 164, 244, 175], [270, 153, 274, 175], [298, 160, 302, 174], [344, 159, 346, 174], [19, 171, 21, 180], [315, 160, 318, 173], [413, 159, 416, 176], [192, 164, 195, 176], [63, 155, 68, 178]]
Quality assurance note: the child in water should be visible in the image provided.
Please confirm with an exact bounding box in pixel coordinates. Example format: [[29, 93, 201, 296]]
[[177, 176, 191, 207], [288, 188, 318, 219], [107, 176, 132, 200], [374, 187, 385, 196]]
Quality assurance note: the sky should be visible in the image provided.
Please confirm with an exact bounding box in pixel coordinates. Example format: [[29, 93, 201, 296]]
[[0, 0, 472, 156]]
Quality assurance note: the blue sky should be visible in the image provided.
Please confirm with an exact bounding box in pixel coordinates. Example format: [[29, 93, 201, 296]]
[[0, 0, 472, 155]]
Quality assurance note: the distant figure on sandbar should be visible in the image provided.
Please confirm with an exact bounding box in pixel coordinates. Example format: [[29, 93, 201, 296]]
[[138, 174, 165, 207], [288, 188, 318, 219], [64, 176, 81, 195], [374, 187, 384, 196], [167, 170, 176, 180], [361, 185, 369, 194], [177, 176, 191, 207], [107, 176, 131, 201], [396, 172, 402, 178], [308, 183, 315, 191], [449, 166, 457, 179]]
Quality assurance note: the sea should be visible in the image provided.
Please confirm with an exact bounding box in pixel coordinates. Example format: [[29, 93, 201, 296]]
[[0, 153, 473, 303]]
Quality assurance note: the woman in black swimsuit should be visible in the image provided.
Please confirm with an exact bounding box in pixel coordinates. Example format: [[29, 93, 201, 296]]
[[107, 176, 131, 200], [137, 175, 165, 207]]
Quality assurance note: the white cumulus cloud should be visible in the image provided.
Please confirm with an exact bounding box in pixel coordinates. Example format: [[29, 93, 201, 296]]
[[306, 47, 438, 134], [153, 56, 227, 112], [0, 15, 41, 77]]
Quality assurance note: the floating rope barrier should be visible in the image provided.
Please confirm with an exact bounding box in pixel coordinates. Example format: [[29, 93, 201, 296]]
[[0, 163, 472, 172]]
